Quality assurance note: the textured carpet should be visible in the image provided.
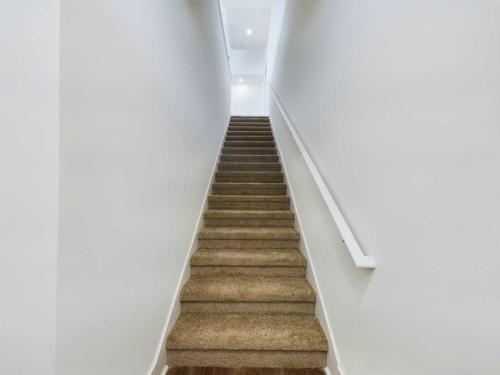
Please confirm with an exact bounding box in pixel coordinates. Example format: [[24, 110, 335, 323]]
[[166, 116, 328, 368]]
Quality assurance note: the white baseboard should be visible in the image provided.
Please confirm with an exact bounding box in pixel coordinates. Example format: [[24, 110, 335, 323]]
[[147, 118, 230, 375], [270, 116, 345, 375]]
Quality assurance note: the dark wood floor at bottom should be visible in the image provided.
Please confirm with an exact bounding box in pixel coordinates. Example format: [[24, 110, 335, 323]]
[[167, 368, 325, 375]]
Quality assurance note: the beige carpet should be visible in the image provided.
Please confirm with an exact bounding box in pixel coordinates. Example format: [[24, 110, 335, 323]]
[[166, 116, 328, 368]]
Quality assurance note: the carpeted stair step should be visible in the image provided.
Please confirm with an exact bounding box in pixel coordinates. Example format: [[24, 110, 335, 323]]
[[166, 313, 328, 368], [230, 119, 270, 123], [190, 248, 306, 276], [215, 171, 284, 183], [229, 122, 270, 125], [226, 135, 274, 142], [208, 195, 290, 210], [222, 147, 277, 155], [231, 116, 270, 122], [220, 154, 279, 163], [231, 120, 270, 124], [232, 115, 269, 119], [198, 227, 299, 249], [180, 275, 315, 313], [218, 162, 281, 172], [228, 126, 272, 132], [204, 210, 294, 227], [166, 116, 329, 369], [224, 141, 275, 148], [227, 130, 273, 136], [212, 182, 286, 195], [230, 123, 270, 127]]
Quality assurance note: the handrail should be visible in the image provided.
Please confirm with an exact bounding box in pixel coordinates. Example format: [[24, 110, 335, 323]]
[[270, 86, 376, 269], [216, 0, 232, 77]]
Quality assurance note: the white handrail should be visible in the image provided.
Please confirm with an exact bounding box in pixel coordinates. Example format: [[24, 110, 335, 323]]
[[270, 86, 376, 269]]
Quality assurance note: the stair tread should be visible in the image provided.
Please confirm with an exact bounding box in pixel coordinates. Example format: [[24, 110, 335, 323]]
[[199, 226, 299, 240], [226, 134, 273, 137], [181, 275, 315, 303], [167, 313, 327, 352], [218, 162, 281, 168], [216, 171, 284, 176], [218, 162, 280, 166], [213, 182, 286, 187], [229, 123, 270, 126], [222, 148, 277, 155], [209, 195, 289, 202], [226, 136, 274, 139], [205, 210, 293, 219], [227, 127, 272, 131], [221, 155, 278, 159], [224, 142, 275, 147], [191, 248, 306, 267]]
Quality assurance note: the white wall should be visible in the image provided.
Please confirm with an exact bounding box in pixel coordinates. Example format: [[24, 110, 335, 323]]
[[57, 1, 230, 374], [230, 49, 267, 76], [0, 2, 59, 374], [271, 1, 500, 374], [231, 81, 266, 115], [265, 0, 286, 80]]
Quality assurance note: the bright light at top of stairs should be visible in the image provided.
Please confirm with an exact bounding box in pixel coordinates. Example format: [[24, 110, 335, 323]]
[[246, 28, 253, 36]]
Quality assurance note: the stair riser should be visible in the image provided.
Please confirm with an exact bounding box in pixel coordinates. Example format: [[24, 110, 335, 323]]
[[220, 155, 279, 163], [231, 116, 269, 120], [229, 126, 271, 131], [212, 186, 286, 195], [222, 148, 277, 155], [204, 218, 294, 227], [227, 131, 273, 136], [226, 136, 274, 142], [198, 239, 299, 249], [228, 126, 272, 132], [231, 118, 269, 122], [167, 350, 327, 368], [190, 266, 306, 277], [181, 301, 314, 314], [218, 163, 281, 172], [224, 141, 275, 148], [208, 201, 290, 210], [229, 121, 271, 128], [215, 175, 284, 183], [231, 117, 269, 121]]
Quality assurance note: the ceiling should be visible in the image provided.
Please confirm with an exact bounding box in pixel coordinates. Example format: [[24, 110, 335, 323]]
[[225, 7, 270, 50], [220, 0, 284, 79]]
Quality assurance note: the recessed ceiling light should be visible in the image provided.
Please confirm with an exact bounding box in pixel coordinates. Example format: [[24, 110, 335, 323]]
[[238, 77, 244, 83], [246, 28, 253, 36]]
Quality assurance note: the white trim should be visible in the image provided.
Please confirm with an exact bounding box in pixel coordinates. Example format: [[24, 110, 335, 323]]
[[324, 366, 342, 375], [271, 123, 345, 375], [147, 119, 230, 375], [160, 366, 168, 375], [270, 86, 376, 269]]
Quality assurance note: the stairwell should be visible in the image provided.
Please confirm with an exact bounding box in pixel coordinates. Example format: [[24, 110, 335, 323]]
[[166, 116, 328, 368]]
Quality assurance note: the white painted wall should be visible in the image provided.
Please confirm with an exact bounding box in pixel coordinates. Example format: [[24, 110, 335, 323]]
[[0, 2, 59, 374], [231, 81, 266, 115], [265, 0, 286, 80], [230, 49, 267, 76], [271, 1, 500, 374], [57, 1, 230, 374]]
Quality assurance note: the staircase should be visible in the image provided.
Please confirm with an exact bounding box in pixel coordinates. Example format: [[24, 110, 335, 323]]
[[166, 116, 328, 368]]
